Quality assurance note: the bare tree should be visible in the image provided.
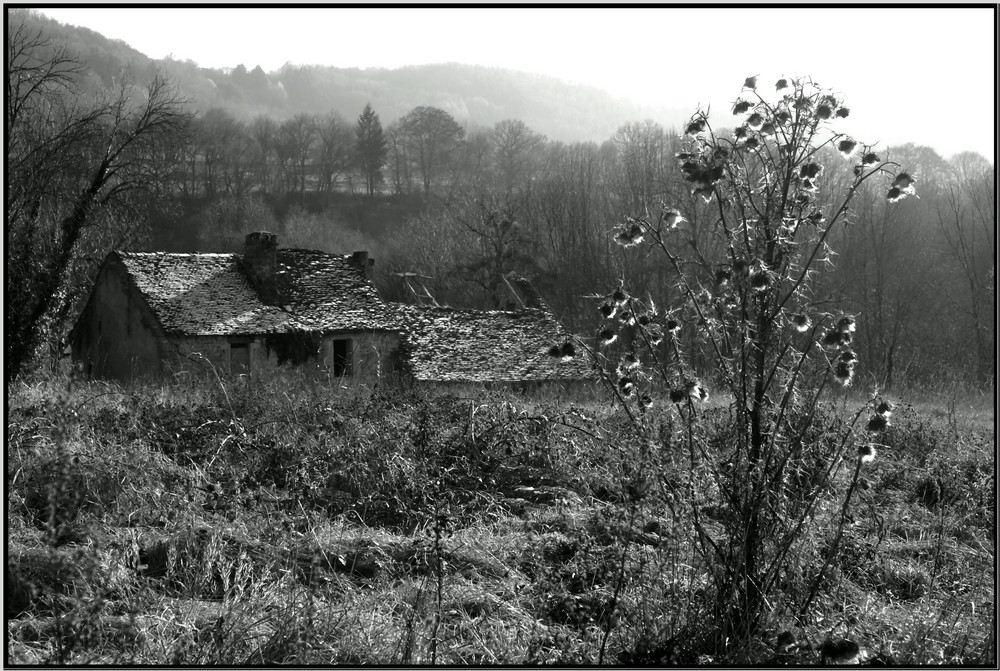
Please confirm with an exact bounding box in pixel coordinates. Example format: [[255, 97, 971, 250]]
[[6, 22, 191, 383], [399, 106, 465, 194], [831, 182, 927, 388], [385, 120, 412, 194], [451, 126, 493, 191], [315, 112, 354, 192], [192, 108, 249, 198], [280, 113, 317, 197], [492, 119, 546, 192], [250, 115, 280, 192], [445, 191, 534, 307], [608, 119, 673, 214], [197, 195, 278, 252], [937, 153, 996, 382], [530, 140, 613, 330]]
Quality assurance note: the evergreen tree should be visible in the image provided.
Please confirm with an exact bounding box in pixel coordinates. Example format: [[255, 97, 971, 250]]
[[355, 103, 388, 196]]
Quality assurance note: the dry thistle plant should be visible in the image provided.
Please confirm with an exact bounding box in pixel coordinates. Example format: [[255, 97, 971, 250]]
[[554, 76, 913, 647]]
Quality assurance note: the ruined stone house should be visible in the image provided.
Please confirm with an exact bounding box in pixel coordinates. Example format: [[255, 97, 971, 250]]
[[70, 232, 594, 387]]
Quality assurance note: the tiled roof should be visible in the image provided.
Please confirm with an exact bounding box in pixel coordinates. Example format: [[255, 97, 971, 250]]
[[116, 250, 401, 336], [275, 249, 401, 332], [393, 303, 596, 383]]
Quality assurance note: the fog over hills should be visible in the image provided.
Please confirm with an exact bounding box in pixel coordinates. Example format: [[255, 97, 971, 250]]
[[18, 9, 691, 141]]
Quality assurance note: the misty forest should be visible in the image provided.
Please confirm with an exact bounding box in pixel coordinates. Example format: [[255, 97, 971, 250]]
[[6, 9, 995, 667]]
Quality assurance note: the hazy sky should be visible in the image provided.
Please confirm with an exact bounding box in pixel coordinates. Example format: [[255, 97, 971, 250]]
[[34, 6, 996, 159]]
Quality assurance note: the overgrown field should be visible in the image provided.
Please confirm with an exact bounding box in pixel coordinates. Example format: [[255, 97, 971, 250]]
[[6, 374, 995, 665]]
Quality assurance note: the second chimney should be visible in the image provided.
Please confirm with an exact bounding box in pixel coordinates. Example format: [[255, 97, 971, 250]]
[[503, 274, 549, 311], [243, 231, 280, 304], [352, 250, 375, 281]]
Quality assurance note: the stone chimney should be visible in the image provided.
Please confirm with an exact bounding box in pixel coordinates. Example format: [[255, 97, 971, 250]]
[[243, 231, 280, 305], [352, 250, 375, 281], [502, 273, 549, 311]]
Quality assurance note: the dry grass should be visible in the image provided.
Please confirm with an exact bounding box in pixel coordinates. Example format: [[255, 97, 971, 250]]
[[5, 372, 994, 665]]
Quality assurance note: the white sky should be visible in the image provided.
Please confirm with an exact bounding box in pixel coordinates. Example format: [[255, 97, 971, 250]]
[[32, 6, 997, 160]]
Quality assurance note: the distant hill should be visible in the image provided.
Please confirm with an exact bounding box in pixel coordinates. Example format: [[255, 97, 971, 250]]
[[13, 9, 691, 141]]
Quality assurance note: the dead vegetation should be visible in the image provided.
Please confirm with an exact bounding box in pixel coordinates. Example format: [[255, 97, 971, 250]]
[[5, 372, 994, 665]]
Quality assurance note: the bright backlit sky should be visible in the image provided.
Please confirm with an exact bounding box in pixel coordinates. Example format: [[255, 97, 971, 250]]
[[34, 6, 997, 160]]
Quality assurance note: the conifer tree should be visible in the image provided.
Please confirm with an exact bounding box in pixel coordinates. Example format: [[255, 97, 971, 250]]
[[355, 103, 388, 196]]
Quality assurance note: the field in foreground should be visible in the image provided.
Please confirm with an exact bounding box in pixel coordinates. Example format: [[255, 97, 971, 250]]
[[6, 374, 995, 665]]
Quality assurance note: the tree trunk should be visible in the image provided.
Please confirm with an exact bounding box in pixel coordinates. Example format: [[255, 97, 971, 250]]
[[7, 168, 103, 383]]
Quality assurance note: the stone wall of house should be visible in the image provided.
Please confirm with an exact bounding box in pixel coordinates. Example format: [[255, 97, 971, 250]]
[[164, 336, 234, 379], [322, 330, 402, 386], [162, 330, 402, 385], [72, 259, 167, 381]]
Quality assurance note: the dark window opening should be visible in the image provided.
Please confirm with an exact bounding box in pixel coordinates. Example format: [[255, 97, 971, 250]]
[[230, 343, 250, 376], [333, 339, 352, 377], [264, 331, 321, 366]]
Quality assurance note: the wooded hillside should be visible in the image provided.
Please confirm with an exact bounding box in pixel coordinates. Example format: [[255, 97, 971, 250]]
[[10, 9, 688, 142]]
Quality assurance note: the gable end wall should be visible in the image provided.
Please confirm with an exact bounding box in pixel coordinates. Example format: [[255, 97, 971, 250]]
[[71, 255, 170, 381]]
